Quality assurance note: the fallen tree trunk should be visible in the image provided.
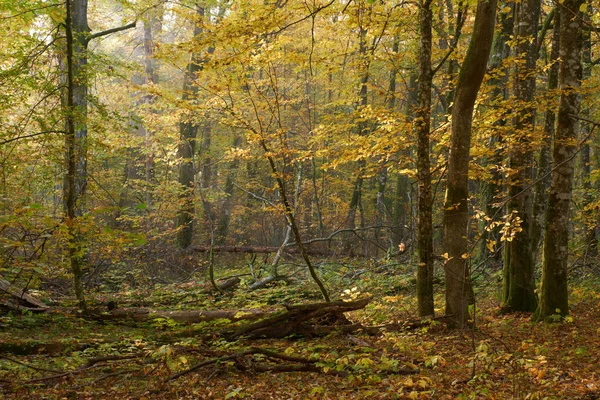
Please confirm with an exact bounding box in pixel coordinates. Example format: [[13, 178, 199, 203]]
[[200, 277, 240, 294], [0, 279, 49, 313], [101, 307, 266, 323], [0, 339, 114, 355], [226, 297, 371, 339]]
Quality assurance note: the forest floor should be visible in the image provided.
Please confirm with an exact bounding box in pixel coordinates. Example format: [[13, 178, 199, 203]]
[[1, 262, 600, 399]]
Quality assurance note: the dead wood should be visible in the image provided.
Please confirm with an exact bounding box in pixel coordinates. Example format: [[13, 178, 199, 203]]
[[199, 277, 240, 294], [102, 307, 265, 323], [0, 279, 49, 313], [166, 346, 418, 382], [18, 352, 145, 384], [0, 340, 97, 356], [247, 275, 279, 291], [226, 297, 371, 340], [166, 347, 326, 381]]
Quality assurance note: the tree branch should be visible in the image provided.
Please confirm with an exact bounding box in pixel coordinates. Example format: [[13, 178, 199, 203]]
[[87, 22, 136, 43]]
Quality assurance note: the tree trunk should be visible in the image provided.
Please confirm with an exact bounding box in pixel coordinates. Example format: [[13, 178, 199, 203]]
[[531, 8, 559, 260], [535, 0, 584, 321], [344, 4, 370, 254], [477, 1, 513, 265], [502, 0, 540, 313], [443, 0, 497, 328], [216, 135, 242, 244], [392, 75, 418, 248], [63, 0, 90, 311], [579, 10, 597, 258], [176, 6, 205, 249], [415, 0, 434, 317], [141, 6, 162, 206]]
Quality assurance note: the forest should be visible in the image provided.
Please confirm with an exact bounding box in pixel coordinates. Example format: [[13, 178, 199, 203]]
[[1, 0, 600, 398]]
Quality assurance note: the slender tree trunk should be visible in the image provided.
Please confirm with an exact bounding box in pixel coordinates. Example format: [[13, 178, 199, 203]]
[[502, 0, 540, 313], [63, 1, 135, 308], [375, 35, 400, 247], [141, 7, 162, 206], [120, 7, 162, 213], [176, 6, 205, 249], [344, 4, 370, 254], [311, 157, 325, 238], [70, 0, 90, 213], [579, 10, 597, 258], [392, 75, 418, 248], [531, 8, 559, 259], [260, 141, 330, 302], [64, 0, 88, 311], [415, 0, 434, 317], [216, 135, 242, 244], [477, 1, 513, 264], [535, 0, 583, 321], [443, 0, 497, 328]]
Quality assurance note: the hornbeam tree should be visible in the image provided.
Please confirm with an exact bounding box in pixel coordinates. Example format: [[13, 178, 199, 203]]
[[535, 0, 584, 321], [502, 0, 541, 313], [415, 0, 434, 317], [63, 0, 135, 309], [443, 0, 497, 328]]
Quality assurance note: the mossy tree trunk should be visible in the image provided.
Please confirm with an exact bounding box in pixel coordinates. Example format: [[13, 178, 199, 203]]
[[64, 0, 89, 311], [531, 8, 559, 262], [502, 0, 540, 313], [535, 0, 584, 321]]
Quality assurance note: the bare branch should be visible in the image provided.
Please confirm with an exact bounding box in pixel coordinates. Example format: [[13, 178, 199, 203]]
[[0, 130, 65, 146], [87, 22, 137, 43]]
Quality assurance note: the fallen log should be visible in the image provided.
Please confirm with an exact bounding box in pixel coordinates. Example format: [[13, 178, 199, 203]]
[[166, 347, 338, 381], [199, 277, 240, 294], [102, 307, 266, 323], [0, 279, 49, 313], [226, 297, 371, 340], [0, 339, 113, 355]]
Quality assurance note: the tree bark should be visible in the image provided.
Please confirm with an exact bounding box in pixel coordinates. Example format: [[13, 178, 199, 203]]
[[176, 6, 205, 249], [502, 0, 541, 313], [415, 0, 434, 317], [535, 0, 584, 321], [579, 9, 597, 258], [64, 0, 90, 311], [477, 1, 513, 264], [344, 3, 370, 254], [531, 8, 559, 261], [443, 0, 497, 328]]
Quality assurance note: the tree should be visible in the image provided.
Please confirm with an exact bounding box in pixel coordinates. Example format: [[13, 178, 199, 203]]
[[63, 0, 135, 310], [176, 5, 205, 249], [443, 0, 497, 328], [535, 0, 584, 321], [531, 8, 560, 262], [502, 0, 541, 313], [415, 0, 434, 317]]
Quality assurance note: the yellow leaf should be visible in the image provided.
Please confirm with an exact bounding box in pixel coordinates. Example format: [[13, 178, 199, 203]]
[[580, 3, 588, 12]]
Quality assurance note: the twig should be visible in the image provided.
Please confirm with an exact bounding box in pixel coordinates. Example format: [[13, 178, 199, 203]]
[[0, 356, 63, 374]]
